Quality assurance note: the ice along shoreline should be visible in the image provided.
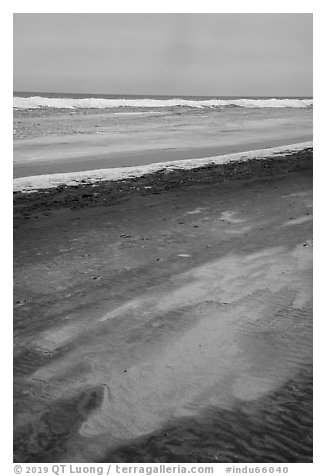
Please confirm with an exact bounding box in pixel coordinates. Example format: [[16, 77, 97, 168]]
[[13, 141, 312, 193]]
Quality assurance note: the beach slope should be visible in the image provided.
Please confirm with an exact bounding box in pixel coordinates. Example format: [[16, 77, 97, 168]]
[[13, 148, 313, 463]]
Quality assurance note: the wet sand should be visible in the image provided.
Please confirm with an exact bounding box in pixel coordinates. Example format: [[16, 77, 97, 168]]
[[13, 150, 313, 463], [13, 107, 312, 178]]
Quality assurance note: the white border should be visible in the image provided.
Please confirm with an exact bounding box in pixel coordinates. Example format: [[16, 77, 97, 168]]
[[10, 1, 314, 14]]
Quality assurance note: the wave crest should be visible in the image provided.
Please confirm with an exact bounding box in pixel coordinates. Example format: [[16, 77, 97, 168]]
[[13, 96, 313, 110]]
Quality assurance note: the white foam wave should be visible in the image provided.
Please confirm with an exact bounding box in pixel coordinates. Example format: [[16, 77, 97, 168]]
[[13, 96, 313, 110], [13, 142, 312, 193]]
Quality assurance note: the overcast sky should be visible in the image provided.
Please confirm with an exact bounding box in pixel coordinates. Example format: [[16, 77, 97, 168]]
[[13, 13, 312, 97]]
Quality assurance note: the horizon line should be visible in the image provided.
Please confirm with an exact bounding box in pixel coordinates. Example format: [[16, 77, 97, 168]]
[[13, 90, 313, 99]]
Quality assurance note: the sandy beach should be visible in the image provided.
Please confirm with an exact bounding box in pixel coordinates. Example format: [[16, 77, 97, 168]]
[[13, 147, 313, 463], [13, 106, 312, 178]]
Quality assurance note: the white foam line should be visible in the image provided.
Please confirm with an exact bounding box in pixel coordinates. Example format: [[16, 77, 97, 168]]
[[13, 142, 312, 193], [13, 96, 313, 109]]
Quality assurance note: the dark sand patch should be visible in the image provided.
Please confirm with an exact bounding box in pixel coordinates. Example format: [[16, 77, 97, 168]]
[[13, 148, 312, 217]]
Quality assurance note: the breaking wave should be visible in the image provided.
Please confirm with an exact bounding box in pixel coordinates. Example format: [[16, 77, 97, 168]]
[[13, 96, 313, 110]]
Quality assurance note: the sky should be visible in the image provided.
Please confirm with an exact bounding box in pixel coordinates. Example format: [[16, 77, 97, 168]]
[[13, 13, 313, 97]]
